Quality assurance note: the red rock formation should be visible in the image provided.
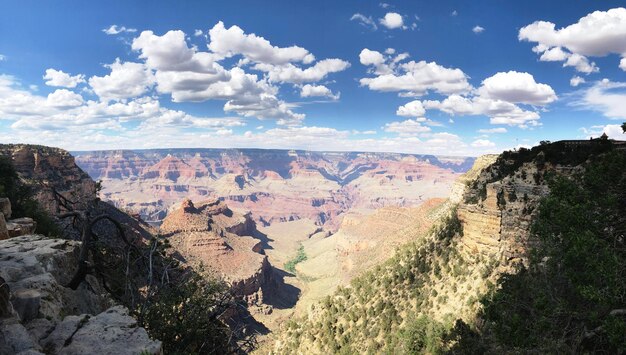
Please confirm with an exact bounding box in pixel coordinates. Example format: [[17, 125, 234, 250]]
[[74, 149, 473, 230], [162, 199, 274, 306]]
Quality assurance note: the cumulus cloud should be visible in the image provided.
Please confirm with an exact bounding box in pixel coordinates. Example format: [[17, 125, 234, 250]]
[[396, 100, 426, 117], [478, 71, 557, 105], [384, 119, 431, 136], [472, 26, 485, 34], [351, 13, 378, 31], [520, 8, 626, 72], [0, 74, 244, 136], [208, 21, 314, 65], [88, 59, 155, 101], [43, 69, 86, 88], [379, 12, 404, 29], [103, 25, 137, 35], [423, 95, 541, 127], [253, 58, 350, 84], [300, 84, 340, 100], [359, 48, 471, 95], [417, 71, 555, 127], [0, 55, 5, 61], [471, 139, 495, 147], [129, 24, 347, 123], [570, 75, 586, 87], [46, 89, 84, 108]]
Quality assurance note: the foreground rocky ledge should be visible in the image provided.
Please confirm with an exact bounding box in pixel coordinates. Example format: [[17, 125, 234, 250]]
[[0, 235, 161, 354]]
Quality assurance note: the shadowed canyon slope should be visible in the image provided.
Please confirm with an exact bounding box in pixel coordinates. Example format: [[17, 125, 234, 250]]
[[73, 149, 474, 230]]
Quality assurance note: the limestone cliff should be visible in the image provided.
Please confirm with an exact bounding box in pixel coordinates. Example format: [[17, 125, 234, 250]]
[[0, 144, 96, 215], [0, 235, 161, 354]]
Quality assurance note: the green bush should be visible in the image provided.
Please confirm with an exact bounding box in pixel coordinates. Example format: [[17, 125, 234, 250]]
[[285, 244, 308, 273]]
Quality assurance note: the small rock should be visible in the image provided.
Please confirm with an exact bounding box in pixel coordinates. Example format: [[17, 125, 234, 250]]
[[12, 289, 41, 322]]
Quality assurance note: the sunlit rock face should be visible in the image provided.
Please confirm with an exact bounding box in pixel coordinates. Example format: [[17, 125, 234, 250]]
[[162, 198, 276, 307], [74, 148, 474, 230]]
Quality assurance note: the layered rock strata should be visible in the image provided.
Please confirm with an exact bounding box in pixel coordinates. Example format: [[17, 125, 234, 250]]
[[162, 199, 274, 307]]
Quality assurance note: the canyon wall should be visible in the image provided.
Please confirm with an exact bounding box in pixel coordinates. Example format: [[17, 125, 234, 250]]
[[74, 149, 474, 229]]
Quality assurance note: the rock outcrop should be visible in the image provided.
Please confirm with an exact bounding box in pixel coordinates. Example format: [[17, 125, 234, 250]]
[[0, 198, 37, 240], [0, 145, 96, 216], [0, 234, 161, 354], [162, 199, 275, 307]]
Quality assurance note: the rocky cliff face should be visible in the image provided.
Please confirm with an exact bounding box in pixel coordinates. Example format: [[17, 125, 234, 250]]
[[0, 144, 96, 215], [74, 149, 473, 230], [162, 199, 276, 308], [0, 235, 161, 355]]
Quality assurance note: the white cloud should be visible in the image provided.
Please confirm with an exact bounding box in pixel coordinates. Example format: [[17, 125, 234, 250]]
[[379, 12, 404, 30], [384, 119, 431, 136], [471, 139, 495, 147], [570, 75, 585, 87], [300, 84, 339, 100], [478, 127, 507, 134], [472, 26, 485, 34], [253, 58, 350, 84], [103, 25, 137, 35], [194, 29, 203, 37], [451, 10, 458, 16], [478, 71, 557, 105], [0, 55, 5, 61], [88, 59, 155, 101], [423, 94, 541, 127], [351, 13, 378, 31], [575, 79, 626, 119], [580, 124, 625, 139], [46, 89, 84, 108], [208, 21, 314, 65], [359, 49, 471, 95], [520, 8, 626, 72], [130, 25, 347, 123], [43, 69, 86, 88], [396, 100, 425, 117]]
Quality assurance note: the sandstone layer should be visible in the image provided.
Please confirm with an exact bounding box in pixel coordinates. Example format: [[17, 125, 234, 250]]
[[74, 149, 474, 230], [162, 199, 275, 307]]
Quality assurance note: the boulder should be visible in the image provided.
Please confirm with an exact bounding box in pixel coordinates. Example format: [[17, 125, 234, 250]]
[[42, 306, 162, 355], [0, 235, 162, 354], [0, 198, 10, 219], [6, 217, 37, 238]]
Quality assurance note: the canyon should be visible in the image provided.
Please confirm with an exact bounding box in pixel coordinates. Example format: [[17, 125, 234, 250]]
[[73, 149, 474, 231]]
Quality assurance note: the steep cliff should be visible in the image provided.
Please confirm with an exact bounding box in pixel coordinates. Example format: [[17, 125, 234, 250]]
[[162, 198, 276, 309], [74, 149, 473, 229], [0, 144, 96, 215], [268, 140, 624, 354]]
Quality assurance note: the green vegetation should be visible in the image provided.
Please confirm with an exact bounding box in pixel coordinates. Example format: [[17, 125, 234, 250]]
[[276, 207, 487, 353], [471, 151, 626, 353], [0, 156, 59, 236], [285, 244, 308, 273]]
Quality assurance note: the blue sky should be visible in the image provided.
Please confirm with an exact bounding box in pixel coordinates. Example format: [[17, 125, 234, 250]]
[[1, 0, 625, 155]]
